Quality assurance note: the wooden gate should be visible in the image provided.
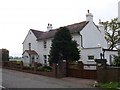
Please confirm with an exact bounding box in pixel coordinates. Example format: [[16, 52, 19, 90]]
[[68, 62, 97, 79]]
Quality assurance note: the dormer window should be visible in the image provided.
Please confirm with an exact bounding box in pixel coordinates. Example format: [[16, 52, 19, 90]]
[[43, 41, 47, 48]]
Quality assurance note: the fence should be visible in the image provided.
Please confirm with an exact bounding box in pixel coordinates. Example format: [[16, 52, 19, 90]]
[[95, 59, 120, 82], [97, 66, 120, 82], [68, 62, 97, 79]]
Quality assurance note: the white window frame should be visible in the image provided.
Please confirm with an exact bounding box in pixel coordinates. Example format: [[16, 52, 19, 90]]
[[43, 41, 47, 48], [28, 43, 31, 50], [43, 55, 47, 65], [88, 55, 94, 61]]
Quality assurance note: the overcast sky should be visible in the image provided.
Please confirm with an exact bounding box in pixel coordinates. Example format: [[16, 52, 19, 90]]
[[0, 0, 119, 57]]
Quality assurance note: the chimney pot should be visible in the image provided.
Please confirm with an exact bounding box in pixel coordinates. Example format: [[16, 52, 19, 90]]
[[47, 23, 53, 31], [88, 10, 89, 13]]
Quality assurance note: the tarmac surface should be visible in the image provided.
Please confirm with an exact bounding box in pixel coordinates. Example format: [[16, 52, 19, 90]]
[[2, 68, 97, 88]]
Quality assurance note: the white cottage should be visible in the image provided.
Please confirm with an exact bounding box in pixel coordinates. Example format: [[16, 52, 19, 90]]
[[22, 11, 118, 68]]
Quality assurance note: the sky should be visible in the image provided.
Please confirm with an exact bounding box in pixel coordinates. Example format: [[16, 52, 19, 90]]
[[0, 0, 119, 57]]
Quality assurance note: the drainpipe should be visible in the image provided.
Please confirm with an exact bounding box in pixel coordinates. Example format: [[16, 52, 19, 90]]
[[103, 49, 105, 59], [77, 32, 84, 48], [29, 54, 31, 66]]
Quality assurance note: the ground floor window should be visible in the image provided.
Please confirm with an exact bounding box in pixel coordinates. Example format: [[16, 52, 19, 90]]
[[43, 55, 47, 65], [88, 55, 94, 61]]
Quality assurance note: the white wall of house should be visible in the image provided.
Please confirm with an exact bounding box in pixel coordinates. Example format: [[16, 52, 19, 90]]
[[23, 30, 37, 51], [81, 47, 102, 64], [118, 1, 120, 22], [80, 47, 102, 70], [22, 30, 41, 63], [81, 47, 118, 65], [104, 50, 118, 65], [37, 38, 52, 65], [38, 34, 81, 65], [80, 21, 107, 49], [22, 21, 108, 65], [22, 52, 30, 66]]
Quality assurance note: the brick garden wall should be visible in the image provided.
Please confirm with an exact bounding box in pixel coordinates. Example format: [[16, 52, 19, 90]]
[[2, 61, 57, 78], [2, 61, 67, 78]]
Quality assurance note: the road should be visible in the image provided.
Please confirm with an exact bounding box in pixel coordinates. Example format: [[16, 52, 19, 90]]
[[2, 68, 96, 88]]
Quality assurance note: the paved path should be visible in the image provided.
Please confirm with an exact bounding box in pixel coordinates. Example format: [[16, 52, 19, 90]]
[[2, 68, 97, 88]]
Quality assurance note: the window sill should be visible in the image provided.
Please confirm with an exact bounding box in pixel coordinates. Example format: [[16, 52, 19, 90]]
[[87, 60, 95, 62]]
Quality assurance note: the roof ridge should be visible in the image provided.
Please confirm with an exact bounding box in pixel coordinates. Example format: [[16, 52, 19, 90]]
[[37, 21, 89, 40], [30, 29, 44, 33]]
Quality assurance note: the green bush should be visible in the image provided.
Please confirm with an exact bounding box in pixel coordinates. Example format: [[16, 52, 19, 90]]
[[23, 66, 34, 70], [36, 63, 42, 67], [16, 61, 21, 65], [37, 66, 52, 72]]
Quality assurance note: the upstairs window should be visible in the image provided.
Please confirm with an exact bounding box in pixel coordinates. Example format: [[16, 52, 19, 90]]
[[43, 41, 47, 48], [28, 43, 31, 50]]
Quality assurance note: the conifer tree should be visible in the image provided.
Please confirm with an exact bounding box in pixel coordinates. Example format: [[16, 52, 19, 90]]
[[49, 27, 80, 64]]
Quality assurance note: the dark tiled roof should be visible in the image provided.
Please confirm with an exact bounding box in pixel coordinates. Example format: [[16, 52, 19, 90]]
[[65, 21, 89, 34], [31, 21, 89, 40], [30, 29, 44, 39], [22, 50, 38, 55], [38, 29, 58, 40]]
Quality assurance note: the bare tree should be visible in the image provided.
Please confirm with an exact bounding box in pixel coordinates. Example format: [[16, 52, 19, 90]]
[[101, 18, 120, 50]]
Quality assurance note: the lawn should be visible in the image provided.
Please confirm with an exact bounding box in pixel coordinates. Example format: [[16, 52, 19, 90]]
[[98, 82, 120, 89]]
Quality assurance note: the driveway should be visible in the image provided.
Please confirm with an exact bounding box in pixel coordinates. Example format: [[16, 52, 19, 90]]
[[2, 68, 97, 88]]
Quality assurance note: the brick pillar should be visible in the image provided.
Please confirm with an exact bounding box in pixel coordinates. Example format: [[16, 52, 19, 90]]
[[52, 62, 67, 78], [78, 61, 84, 69], [62, 62, 68, 77], [52, 63, 57, 78], [2, 61, 4, 67], [97, 66, 106, 82], [78, 61, 84, 78], [34, 62, 37, 72], [20, 61, 23, 70], [95, 59, 107, 82], [9, 61, 12, 68], [57, 61, 67, 78]]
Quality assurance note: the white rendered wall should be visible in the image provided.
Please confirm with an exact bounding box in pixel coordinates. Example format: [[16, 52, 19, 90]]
[[104, 50, 118, 65], [118, 1, 120, 22], [38, 34, 81, 65], [22, 30, 40, 63], [81, 47, 102, 64], [37, 38, 52, 65], [81, 47, 102, 70], [81, 22, 107, 48], [23, 30, 39, 52], [22, 52, 30, 66]]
